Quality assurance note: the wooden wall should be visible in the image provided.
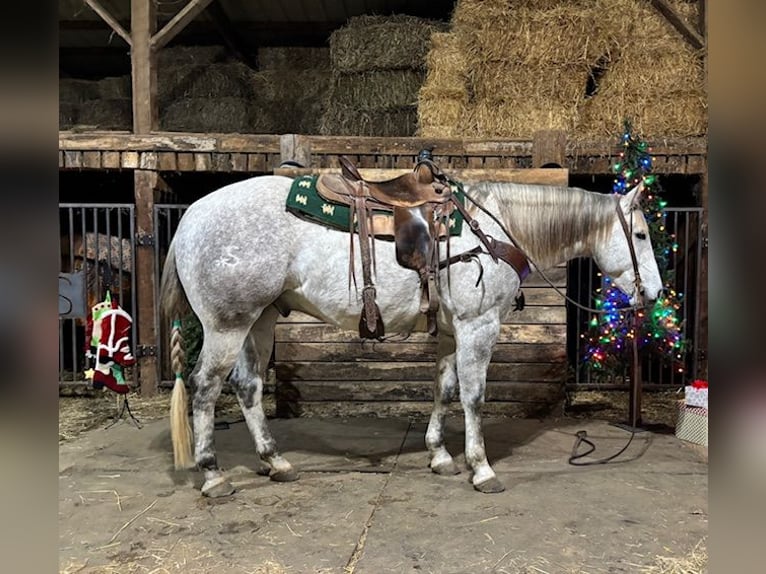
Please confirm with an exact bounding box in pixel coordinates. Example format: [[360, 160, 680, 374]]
[[272, 166, 569, 417]]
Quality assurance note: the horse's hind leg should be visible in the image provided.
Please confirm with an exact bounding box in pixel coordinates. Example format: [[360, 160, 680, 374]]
[[191, 326, 251, 498], [426, 333, 460, 475], [229, 306, 297, 482]]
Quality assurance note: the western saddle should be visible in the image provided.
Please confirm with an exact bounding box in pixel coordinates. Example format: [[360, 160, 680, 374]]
[[316, 155, 530, 340]]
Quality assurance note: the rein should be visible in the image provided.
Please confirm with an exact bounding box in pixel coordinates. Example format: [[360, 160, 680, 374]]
[[458, 191, 648, 315]]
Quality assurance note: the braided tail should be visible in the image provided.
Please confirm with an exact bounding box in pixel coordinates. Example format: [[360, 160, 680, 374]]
[[169, 319, 194, 469]]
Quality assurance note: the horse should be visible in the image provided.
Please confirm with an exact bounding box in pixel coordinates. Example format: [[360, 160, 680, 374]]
[[160, 169, 663, 497]]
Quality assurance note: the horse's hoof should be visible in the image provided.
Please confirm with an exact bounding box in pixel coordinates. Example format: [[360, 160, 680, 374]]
[[473, 477, 505, 494], [269, 468, 299, 483], [255, 464, 271, 476], [431, 460, 461, 476], [201, 476, 235, 498]]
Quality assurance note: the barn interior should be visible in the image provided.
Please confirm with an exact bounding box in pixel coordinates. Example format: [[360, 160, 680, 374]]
[[58, 1, 707, 417]]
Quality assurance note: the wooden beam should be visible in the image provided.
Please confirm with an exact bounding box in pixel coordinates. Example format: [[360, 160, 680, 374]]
[[698, 0, 706, 37], [648, 0, 705, 50], [151, 0, 215, 51], [131, 0, 158, 133], [134, 170, 161, 396], [84, 0, 132, 46], [205, 0, 258, 69], [532, 130, 567, 168]]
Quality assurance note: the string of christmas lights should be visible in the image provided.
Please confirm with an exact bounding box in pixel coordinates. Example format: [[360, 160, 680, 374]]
[[582, 121, 687, 375]]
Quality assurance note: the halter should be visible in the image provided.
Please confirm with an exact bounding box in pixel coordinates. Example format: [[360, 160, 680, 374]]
[[614, 197, 645, 308], [459, 190, 649, 315]]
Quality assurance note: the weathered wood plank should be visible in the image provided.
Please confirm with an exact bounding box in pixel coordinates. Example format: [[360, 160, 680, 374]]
[[58, 132, 281, 153], [275, 342, 566, 363], [503, 305, 566, 324], [176, 152, 195, 171], [82, 151, 101, 169], [276, 361, 566, 382], [275, 323, 566, 344], [276, 380, 564, 402], [139, 151, 158, 170], [101, 151, 121, 169], [231, 152, 248, 171], [532, 129, 567, 168], [121, 151, 139, 168], [151, 0, 215, 51], [194, 153, 212, 171], [59, 151, 64, 168], [157, 151, 177, 171], [247, 153, 267, 172], [212, 152, 231, 171], [64, 151, 83, 169], [273, 167, 568, 186]]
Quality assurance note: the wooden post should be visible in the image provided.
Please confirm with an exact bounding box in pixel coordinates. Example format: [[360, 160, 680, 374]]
[[697, 158, 708, 379], [279, 134, 313, 168], [134, 170, 160, 395], [532, 130, 567, 169], [131, 0, 157, 134]]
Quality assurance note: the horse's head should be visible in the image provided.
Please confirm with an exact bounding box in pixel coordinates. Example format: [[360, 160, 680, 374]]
[[592, 183, 664, 305]]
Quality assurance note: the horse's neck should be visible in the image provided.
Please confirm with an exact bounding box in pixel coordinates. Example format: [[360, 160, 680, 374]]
[[480, 184, 599, 270]]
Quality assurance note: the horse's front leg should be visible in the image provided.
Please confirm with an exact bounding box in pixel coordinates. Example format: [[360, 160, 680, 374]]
[[426, 333, 460, 475], [454, 313, 505, 493]]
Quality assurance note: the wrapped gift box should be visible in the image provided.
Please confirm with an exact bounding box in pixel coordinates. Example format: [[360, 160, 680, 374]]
[[685, 381, 708, 409], [675, 400, 708, 447]]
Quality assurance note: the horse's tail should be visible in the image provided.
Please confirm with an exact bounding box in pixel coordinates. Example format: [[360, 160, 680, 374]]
[[160, 242, 195, 469]]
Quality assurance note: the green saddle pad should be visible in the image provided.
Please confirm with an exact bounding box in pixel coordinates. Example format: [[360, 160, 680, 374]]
[[285, 175, 466, 237]]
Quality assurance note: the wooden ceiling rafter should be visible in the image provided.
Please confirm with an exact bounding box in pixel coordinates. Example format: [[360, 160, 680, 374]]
[[648, 0, 705, 50], [84, 0, 132, 46]]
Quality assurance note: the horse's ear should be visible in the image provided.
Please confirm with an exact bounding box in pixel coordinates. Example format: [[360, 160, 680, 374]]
[[620, 181, 645, 212]]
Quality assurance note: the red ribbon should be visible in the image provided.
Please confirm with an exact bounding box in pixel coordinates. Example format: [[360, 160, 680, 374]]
[[691, 380, 708, 389]]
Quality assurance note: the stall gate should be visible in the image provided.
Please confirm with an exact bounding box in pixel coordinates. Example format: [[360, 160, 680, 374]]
[[58, 204, 137, 384], [60, 203, 703, 391], [568, 207, 705, 386]]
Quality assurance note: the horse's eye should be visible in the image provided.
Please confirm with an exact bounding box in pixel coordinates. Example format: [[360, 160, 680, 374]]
[[635, 232, 647, 240]]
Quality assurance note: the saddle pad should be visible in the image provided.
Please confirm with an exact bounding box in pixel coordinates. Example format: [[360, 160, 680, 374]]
[[286, 175, 466, 237]]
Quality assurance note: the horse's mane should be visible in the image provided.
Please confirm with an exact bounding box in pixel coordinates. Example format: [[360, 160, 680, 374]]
[[468, 182, 618, 269]]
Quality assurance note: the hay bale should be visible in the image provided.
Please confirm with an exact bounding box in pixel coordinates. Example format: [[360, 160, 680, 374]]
[[160, 97, 257, 133], [421, 33, 470, 99], [59, 79, 100, 103], [59, 101, 78, 129], [320, 104, 418, 136], [417, 97, 470, 138], [328, 70, 424, 109], [257, 46, 330, 70], [468, 100, 580, 139], [97, 75, 131, 99], [470, 63, 591, 105], [159, 62, 256, 106], [158, 45, 227, 68], [329, 15, 447, 73], [76, 98, 132, 130]]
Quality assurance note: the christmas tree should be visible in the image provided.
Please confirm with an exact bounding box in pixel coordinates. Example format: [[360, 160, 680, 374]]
[[581, 121, 686, 376]]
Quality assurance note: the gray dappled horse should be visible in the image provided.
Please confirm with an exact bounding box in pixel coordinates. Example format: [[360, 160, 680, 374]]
[[160, 171, 663, 497]]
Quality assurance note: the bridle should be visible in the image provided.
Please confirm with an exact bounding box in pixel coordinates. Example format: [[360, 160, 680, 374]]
[[459, 191, 649, 315], [614, 198, 645, 309]]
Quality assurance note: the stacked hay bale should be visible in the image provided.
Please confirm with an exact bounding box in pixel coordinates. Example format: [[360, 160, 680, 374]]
[[158, 45, 258, 133], [418, 0, 706, 140], [158, 44, 332, 134], [321, 15, 447, 137], [59, 76, 132, 130], [417, 32, 471, 138], [254, 46, 332, 134], [577, 0, 707, 138], [446, 0, 611, 138]]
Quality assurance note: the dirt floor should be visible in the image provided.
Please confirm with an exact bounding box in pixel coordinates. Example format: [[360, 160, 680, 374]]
[[59, 390, 708, 573]]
